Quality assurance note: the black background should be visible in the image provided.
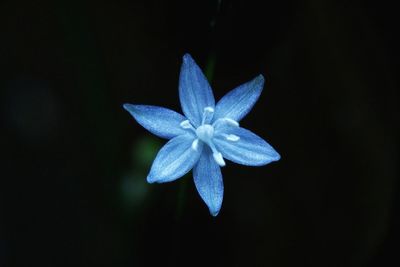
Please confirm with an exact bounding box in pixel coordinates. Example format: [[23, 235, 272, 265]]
[[1, 0, 399, 266]]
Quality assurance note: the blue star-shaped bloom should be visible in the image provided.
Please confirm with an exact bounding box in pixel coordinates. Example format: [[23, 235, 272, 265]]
[[123, 54, 280, 216]]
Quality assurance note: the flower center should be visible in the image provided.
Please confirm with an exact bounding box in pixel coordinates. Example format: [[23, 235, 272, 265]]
[[196, 124, 214, 143], [180, 106, 240, 167]]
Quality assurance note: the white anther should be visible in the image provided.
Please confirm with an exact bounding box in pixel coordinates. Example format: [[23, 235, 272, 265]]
[[204, 106, 214, 113], [212, 118, 240, 128], [191, 139, 199, 151], [225, 134, 240, 141], [180, 120, 192, 129], [223, 118, 239, 127], [213, 152, 226, 167]]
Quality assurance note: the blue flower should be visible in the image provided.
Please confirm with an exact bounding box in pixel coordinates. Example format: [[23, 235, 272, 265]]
[[123, 54, 280, 216]]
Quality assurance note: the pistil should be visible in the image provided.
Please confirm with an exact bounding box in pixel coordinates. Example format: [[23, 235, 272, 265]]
[[181, 107, 241, 167]]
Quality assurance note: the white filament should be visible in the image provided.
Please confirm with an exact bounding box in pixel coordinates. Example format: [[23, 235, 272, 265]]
[[201, 106, 215, 125]]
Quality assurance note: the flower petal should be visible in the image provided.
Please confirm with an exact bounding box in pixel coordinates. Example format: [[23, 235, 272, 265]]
[[179, 54, 215, 127], [214, 75, 264, 122], [123, 104, 188, 139], [147, 134, 202, 183], [214, 126, 280, 166], [193, 147, 223, 216]]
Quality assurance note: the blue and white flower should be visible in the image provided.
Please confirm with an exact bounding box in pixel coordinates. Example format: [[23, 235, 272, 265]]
[[124, 54, 280, 216]]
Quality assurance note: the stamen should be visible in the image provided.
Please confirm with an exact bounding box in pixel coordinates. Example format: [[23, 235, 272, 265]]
[[201, 106, 215, 125], [222, 118, 239, 127], [180, 120, 192, 128], [213, 152, 226, 167], [180, 120, 195, 132], [204, 107, 214, 113], [194, 112, 227, 167], [191, 139, 199, 151], [212, 117, 240, 128], [225, 134, 240, 141], [206, 142, 225, 167]]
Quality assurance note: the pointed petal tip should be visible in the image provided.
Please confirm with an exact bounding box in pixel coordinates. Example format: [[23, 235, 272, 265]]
[[122, 103, 132, 111], [255, 74, 265, 85], [259, 150, 281, 166], [261, 151, 281, 165], [183, 53, 193, 62], [210, 210, 220, 217], [123, 103, 140, 113], [146, 175, 156, 184], [269, 148, 281, 162], [147, 175, 167, 184], [147, 173, 167, 184]]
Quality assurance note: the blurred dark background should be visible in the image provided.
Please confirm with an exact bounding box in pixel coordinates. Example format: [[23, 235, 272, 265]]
[[1, 0, 399, 266]]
